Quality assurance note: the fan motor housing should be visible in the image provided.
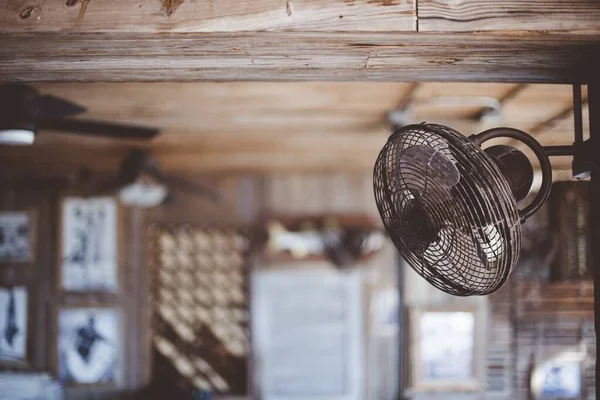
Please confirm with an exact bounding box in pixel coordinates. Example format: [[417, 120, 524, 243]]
[[484, 145, 534, 203]]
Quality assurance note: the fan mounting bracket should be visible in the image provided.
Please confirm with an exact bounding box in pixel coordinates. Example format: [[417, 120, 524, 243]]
[[544, 139, 597, 179], [472, 127, 552, 222]]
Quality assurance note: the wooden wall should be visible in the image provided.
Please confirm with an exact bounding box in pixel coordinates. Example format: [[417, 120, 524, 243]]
[[145, 172, 379, 225], [147, 172, 396, 400], [488, 280, 596, 399], [487, 185, 596, 400], [4, 171, 593, 400], [0, 171, 395, 399], [0, 181, 59, 372], [400, 182, 597, 400], [0, 182, 152, 399]]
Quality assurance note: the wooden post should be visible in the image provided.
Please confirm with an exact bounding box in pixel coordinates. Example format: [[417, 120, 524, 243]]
[[588, 83, 600, 399]]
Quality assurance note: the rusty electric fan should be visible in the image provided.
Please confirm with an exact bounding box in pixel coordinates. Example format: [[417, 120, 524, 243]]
[[373, 87, 596, 296]]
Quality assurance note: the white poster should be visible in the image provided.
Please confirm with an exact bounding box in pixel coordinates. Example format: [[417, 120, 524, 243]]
[[58, 308, 120, 384], [0, 287, 28, 362], [61, 197, 118, 292], [419, 311, 474, 381], [369, 289, 399, 400], [0, 213, 31, 262], [252, 265, 363, 400]]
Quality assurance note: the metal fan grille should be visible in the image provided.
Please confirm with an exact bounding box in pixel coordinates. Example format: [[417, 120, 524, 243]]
[[374, 124, 521, 296]]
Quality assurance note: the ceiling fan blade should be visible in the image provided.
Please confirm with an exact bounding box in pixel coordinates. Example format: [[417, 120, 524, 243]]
[[36, 94, 86, 119], [37, 118, 160, 140], [0, 85, 86, 120], [164, 176, 222, 203]]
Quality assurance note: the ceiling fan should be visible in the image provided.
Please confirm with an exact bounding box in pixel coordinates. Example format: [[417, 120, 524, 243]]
[[96, 149, 223, 208], [373, 85, 595, 296], [0, 84, 159, 145]]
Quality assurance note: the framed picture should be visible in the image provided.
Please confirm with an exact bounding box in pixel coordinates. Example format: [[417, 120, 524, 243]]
[[59, 197, 118, 293], [410, 304, 485, 391], [56, 306, 121, 386], [0, 286, 28, 363], [531, 352, 584, 400], [0, 212, 33, 263]]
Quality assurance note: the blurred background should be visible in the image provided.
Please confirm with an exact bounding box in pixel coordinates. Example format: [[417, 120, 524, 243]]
[[0, 82, 594, 400]]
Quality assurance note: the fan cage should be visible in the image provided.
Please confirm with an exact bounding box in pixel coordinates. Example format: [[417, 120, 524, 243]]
[[374, 124, 521, 296]]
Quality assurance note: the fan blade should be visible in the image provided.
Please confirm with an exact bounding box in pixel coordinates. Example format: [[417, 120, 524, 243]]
[[398, 144, 460, 206], [37, 118, 159, 140], [471, 224, 505, 264], [419, 248, 468, 292], [417, 225, 485, 295], [36, 94, 86, 119], [164, 176, 222, 203], [467, 228, 491, 271]]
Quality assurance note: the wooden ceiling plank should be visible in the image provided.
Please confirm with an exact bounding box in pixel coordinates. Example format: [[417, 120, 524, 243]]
[[412, 83, 516, 100], [471, 83, 528, 120], [396, 82, 420, 110], [418, 0, 600, 33], [1, 32, 598, 83], [0, 124, 577, 173], [507, 102, 589, 174], [0, 0, 416, 33], [0, 149, 380, 175], [486, 85, 579, 137], [411, 82, 517, 120], [531, 98, 588, 135], [33, 82, 413, 113], [0, 81, 594, 177], [524, 104, 591, 147], [31, 82, 414, 137], [505, 93, 589, 149]]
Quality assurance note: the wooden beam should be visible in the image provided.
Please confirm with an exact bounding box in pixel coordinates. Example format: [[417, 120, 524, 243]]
[[418, 0, 600, 33], [4, 0, 600, 35], [1, 32, 599, 83], [0, 0, 416, 33]]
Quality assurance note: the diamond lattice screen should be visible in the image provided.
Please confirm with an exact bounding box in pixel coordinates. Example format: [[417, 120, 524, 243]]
[[148, 224, 250, 395]]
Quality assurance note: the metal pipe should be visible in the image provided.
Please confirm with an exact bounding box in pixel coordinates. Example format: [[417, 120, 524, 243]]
[[588, 83, 600, 400], [574, 85, 584, 146], [396, 255, 404, 400], [544, 146, 577, 157]]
